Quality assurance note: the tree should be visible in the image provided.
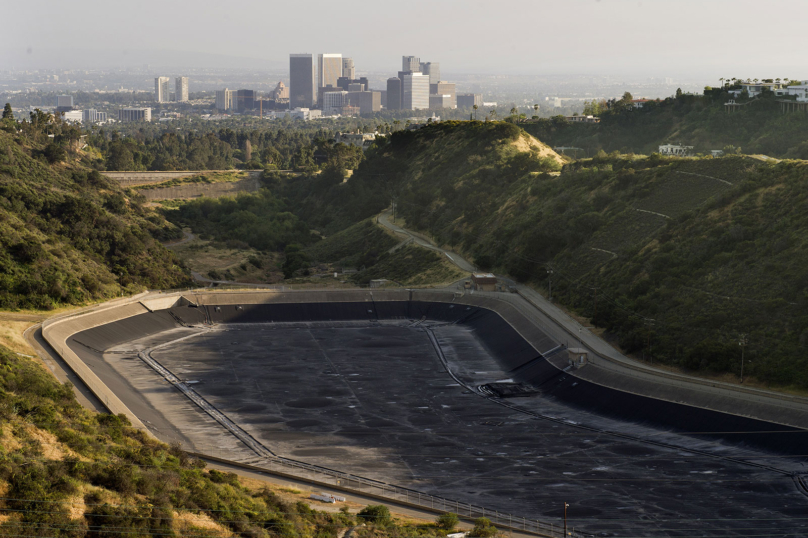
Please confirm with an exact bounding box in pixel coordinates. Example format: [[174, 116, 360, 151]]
[[43, 142, 66, 164], [2, 103, 13, 120], [436, 513, 459, 531], [470, 517, 498, 537], [244, 139, 252, 162], [357, 505, 391, 525], [473, 104, 478, 120]]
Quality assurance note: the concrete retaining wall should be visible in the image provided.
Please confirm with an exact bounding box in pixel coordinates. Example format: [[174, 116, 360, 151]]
[[102, 170, 260, 187], [43, 288, 808, 453]]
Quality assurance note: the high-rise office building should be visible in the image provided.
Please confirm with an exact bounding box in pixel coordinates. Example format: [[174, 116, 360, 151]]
[[290, 54, 315, 108], [272, 81, 289, 101], [386, 77, 402, 110], [119, 107, 152, 122], [337, 76, 369, 92], [402, 72, 429, 110], [457, 93, 484, 109], [83, 109, 108, 123], [318, 53, 343, 93], [55, 95, 73, 108], [402, 56, 420, 73], [347, 91, 382, 114], [420, 62, 440, 85], [322, 91, 349, 115], [236, 89, 256, 112], [154, 77, 170, 103], [342, 58, 355, 79], [216, 89, 235, 111], [175, 76, 189, 102], [430, 81, 456, 108]]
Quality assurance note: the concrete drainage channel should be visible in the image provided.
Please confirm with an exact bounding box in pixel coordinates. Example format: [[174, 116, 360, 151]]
[[137, 328, 578, 538]]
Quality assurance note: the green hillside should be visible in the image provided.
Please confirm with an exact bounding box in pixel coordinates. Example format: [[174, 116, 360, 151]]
[[289, 121, 808, 389], [0, 344, 456, 538], [522, 91, 808, 158], [0, 131, 190, 309], [304, 219, 398, 268]]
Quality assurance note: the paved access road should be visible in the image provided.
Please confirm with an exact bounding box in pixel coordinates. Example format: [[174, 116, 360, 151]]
[[378, 209, 477, 273]]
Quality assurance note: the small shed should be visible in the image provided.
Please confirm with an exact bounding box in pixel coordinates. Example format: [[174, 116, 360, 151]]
[[369, 279, 389, 288], [567, 347, 589, 368], [471, 273, 497, 291]]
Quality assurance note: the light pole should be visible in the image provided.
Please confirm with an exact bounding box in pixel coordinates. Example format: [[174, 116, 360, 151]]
[[547, 267, 554, 302], [563, 502, 569, 537], [739, 334, 748, 383]]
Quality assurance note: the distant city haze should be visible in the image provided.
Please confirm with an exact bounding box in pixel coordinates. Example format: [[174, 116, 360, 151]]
[[3, 0, 806, 78]]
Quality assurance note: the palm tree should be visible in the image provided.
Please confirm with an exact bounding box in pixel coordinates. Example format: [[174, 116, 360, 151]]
[[719, 77, 724, 88], [473, 104, 478, 120], [534, 104, 539, 116]]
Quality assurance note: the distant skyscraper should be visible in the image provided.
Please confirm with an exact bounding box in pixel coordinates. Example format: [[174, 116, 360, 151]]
[[402, 56, 420, 73], [386, 77, 402, 111], [342, 58, 355, 79], [402, 72, 429, 110], [154, 77, 170, 103], [272, 81, 289, 101], [420, 62, 440, 85], [175, 76, 189, 102], [215, 89, 235, 111], [236, 89, 256, 112], [322, 91, 349, 115], [457, 94, 484, 109], [290, 54, 315, 108], [318, 53, 343, 92], [118, 107, 152, 122], [55, 95, 73, 108]]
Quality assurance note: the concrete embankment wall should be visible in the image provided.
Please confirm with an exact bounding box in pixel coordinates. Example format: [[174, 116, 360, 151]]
[[102, 170, 260, 188], [139, 177, 261, 200], [41, 298, 158, 433], [45, 289, 808, 455]]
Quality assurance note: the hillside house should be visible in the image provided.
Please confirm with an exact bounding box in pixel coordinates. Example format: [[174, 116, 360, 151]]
[[658, 144, 694, 156], [729, 82, 783, 99], [775, 81, 808, 102], [565, 115, 600, 123]]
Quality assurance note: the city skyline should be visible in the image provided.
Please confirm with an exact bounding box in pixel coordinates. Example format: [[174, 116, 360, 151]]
[[4, 0, 807, 77]]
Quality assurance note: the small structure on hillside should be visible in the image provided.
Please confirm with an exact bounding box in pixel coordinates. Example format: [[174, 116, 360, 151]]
[[568, 347, 589, 369], [658, 144, 693, 156], [335, 131, 378, 150], [369, 279, 390, 288], [471, 273, 497, 291], [565, 114, 600, 123]]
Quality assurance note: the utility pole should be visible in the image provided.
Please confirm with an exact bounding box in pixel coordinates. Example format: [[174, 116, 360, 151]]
[[563, 502, 569, 537], [646, 318, 655, 362], [739, 334, 748, 383], [547, 267, 554, 302]]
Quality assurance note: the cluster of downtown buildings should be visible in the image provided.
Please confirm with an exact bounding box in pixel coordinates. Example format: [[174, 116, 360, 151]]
[[210, 54, 483, 120], [283, 53, 483, 117], [49, 57, 486, 123]]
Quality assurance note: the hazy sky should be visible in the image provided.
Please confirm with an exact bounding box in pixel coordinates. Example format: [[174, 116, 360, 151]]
[[4, 0, 807, 78]]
